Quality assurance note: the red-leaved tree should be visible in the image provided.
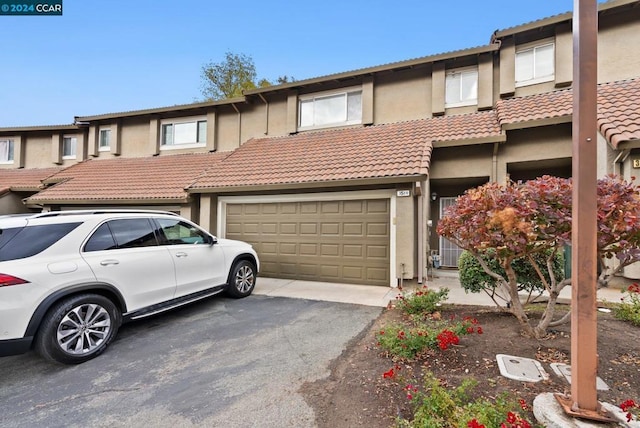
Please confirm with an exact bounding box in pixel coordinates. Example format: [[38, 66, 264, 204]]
[[437, 175, 640, 338]]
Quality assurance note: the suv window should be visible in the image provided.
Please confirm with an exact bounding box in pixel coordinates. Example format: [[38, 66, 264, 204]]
[[0, 223, 82, 261], [84, 219, 158, 252], [155, 219, 209, 245]]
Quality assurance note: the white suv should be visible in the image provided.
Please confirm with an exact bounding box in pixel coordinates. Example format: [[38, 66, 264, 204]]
[[0, 210, 259, 364]]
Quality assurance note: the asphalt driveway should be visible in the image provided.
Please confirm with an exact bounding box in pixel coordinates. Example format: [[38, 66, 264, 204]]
[[0, 295, 382, 428]]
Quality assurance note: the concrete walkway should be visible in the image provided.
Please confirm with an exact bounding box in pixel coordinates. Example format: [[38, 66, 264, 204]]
[[253, 271, 629, 308]]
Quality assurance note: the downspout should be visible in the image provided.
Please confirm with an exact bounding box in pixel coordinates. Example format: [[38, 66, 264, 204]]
[[492, 142, 500, 182], [258, 93, 269, 135], [231, 103, 242, 146], [416, 182, 425, 284]]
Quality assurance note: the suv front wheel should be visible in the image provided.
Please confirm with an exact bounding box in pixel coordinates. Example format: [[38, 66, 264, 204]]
[[35, 294, 121, 364], [226, 260, 256, 298]]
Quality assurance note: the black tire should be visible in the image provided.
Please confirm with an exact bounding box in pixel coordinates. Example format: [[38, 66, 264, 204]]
[[226, 260, 257, 298], [35, 294, 121, 364]]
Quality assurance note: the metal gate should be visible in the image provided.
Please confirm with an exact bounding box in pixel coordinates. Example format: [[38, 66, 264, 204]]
[[439, 197, 464, 267]]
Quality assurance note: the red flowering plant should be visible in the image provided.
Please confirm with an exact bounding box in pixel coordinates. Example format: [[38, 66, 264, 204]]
[[620, 398, 639, 422], [614, 283, 640, 326], [377, 316, 482, 359]]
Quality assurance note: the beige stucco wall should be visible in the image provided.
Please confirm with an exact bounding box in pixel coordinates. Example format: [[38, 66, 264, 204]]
[[118, 118, 152, 157], [217, 111, 241, 152], [374, 67, 431, 124], [496, 124, 572, 182], [598, 7, 640, 83], [395, 190, 416, 281], [0, 192, 29, 214], [22, 135, 55, 168], [429, 145, 495, 180]]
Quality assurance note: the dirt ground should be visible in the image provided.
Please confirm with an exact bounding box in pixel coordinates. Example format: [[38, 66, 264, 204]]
[[301, 302, 640, 427]]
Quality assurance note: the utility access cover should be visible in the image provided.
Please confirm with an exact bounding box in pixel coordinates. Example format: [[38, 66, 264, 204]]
[[496, 354, 549, 382], [550, 363, 610, 391]]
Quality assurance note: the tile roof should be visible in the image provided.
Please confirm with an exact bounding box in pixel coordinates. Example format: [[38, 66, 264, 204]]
[[496, 78, 640, 148], [597, 78, 640, 148], [26, 153, 228, 203], [496, 86, 573, 127], [0, 167, 62, 192], [190, 111, 502, 191]]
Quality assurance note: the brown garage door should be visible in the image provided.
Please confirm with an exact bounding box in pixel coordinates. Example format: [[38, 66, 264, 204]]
[[226, 199, 390, 286]]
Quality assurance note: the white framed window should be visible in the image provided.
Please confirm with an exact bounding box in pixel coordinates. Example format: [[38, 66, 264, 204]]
[[160, 117, 207, 149], [99, 128, 111, 151], [298, 87, 362, 130], [62, 136, 77, 159], [515, 42, 555, 87], [445, 68, 478, 107], [0, 139, 14, 164]]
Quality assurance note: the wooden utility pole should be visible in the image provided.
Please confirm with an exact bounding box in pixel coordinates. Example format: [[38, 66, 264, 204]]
[[555, 0, 612, 421]]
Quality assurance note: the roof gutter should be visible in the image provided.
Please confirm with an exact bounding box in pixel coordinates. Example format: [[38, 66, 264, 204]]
[[188, 174, 427, 194]]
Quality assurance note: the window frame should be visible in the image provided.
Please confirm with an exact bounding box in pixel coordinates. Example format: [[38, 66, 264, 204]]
[[0, 139, 14, 164], [445, 67, 479, 108], [298, 86, 363, 131], [99, 128, 111, 152], [160, 116, 207, 150], [515, 41, 555, 87], [62, 136, 77, 159]]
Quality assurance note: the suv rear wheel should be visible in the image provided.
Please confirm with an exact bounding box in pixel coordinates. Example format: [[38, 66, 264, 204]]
[[226, 260, 256, 298], [35, 294, 121, 364]]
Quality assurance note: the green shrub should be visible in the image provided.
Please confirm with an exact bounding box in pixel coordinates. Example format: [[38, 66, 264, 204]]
[[394, 285, 449, 315], [395, 373, 532, 428], [458, 249, 564, 294], [614, 283, 640, 326]]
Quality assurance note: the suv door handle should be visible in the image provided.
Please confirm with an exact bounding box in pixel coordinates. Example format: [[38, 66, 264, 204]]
[[100, 259, 120, 266], [175, 252, 188, 258]]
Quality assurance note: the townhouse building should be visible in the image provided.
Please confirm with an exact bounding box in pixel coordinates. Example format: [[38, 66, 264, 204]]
[[1, 0, 639, 287]]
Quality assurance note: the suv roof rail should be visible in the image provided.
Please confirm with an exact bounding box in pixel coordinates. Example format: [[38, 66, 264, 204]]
[[32, 210, 180, 218]]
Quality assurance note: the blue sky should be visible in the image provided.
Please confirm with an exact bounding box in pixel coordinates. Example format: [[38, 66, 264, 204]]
[[1, 1, 594, 126]]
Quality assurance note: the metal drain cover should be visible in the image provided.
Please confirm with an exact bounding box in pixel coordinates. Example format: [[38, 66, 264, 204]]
[[550, 363, 610, 391], [496, 354, 549, 382]]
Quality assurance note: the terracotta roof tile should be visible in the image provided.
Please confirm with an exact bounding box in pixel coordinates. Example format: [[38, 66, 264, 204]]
[[597, 78, 640, 148], [27, 153, 228, 203], [496, 78, 640, 148], [496, 87, 573, 127], [190, 111, 501, 190], [0, 167, 62, 191]]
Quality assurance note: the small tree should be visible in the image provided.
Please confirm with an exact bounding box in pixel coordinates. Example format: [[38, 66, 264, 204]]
[[438, 175, 640, 339], [200, 52, 295, 101]]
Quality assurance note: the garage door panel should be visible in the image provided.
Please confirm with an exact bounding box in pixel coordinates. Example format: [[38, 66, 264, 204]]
[[321, 223, 340, 235], [367, 245, 388, 259], [280, 223, 298, 235], [367, 267, 388, 282], [300, 223, 318, 235], [300, 243, 319, 256], [343, 245, 363, 258], [226, 199, 390, 286], [343, 223, 363, 236], [367, 223, 389, 236], [320, 243, 340, 256], [262, 223, 278, 234]]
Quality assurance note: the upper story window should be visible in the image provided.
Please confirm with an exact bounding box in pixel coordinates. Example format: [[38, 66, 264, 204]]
[[160, 117, 207, 149], [445, 68, 478, 107], [62, 136, 77, 159], [0, 139, 14, 164], [99, 128, 111, 151], [515, 42, 555, 87], [299, 87, 362, 130]]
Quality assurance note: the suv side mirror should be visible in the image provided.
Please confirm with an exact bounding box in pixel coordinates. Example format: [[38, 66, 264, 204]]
[[207, 235, 217, 245]]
